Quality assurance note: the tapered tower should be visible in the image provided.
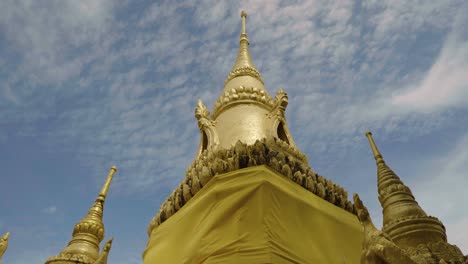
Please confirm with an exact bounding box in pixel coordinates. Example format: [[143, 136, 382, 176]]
[[144, 12, 363, 264], [45, 167, 116, 264], [194, 11, 299, 157], [365, 132, 465, 262]]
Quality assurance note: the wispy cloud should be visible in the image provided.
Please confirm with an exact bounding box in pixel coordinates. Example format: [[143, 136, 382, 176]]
[[41, 206, 57, 215], [1, 0, 468, 261], [409, 132, 468, 250], [392, 9, 468, 112]]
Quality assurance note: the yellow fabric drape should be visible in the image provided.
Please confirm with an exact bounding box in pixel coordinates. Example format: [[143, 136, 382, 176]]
[[144, 166, 363, 263]]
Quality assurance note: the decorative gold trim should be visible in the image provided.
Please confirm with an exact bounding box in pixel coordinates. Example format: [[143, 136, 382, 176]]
[[224, 66, 264, 85], [148, 138, 354, 235], [211, 85, 274, 119]]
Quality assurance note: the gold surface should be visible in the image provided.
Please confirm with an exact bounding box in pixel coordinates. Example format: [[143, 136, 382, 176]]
[[353, 194, 420, 264], [0, 232, 9, 264], [144, 166, 363, 264], [45, 166, 117, 264]]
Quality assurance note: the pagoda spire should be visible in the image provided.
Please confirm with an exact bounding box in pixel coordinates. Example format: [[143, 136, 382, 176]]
[[45, 166, 117, 264], [365, 132, 446, 249], [224, 11, 264, 87]]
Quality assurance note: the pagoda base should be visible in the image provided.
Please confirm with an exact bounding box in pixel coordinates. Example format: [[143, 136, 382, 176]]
[[143, 165, 363, 263]]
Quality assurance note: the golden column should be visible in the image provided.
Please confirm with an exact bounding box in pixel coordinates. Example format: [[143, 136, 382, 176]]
[[45, 166, 117, 264]]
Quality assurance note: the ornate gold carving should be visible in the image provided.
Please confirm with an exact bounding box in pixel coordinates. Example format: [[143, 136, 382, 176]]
[[0, 232, 9, 264], [195, 99, 215, 129], [353, 194, 422, 264], [224, 66, 264, 85], [45, 166, 117, 264], [265, 89, 287, 120], [148, 138, 354, 235], [212, 85, 274, 118], [93, 238, 113, 264], [273, 88, 288, 114]]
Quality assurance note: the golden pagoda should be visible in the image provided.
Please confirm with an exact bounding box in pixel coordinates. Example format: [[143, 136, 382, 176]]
[[142, 11, 467, 264], [45, 166, 117, 264], [143, 11, 362, 263]]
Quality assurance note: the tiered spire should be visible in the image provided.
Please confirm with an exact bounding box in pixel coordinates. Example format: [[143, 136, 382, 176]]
[[45, 166, 117, 264], [225, 11, 264, 85], [365, 132, 446, 249], [211, 11, 272, 119]]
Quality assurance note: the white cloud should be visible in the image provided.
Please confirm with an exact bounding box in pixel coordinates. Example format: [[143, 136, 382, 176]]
[[42, 206, 57, 214], [392, 10, 468, 113], [410, 132, 468, 252], [0, 0, 116, 86]]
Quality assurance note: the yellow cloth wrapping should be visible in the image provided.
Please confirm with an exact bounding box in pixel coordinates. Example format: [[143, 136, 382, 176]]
[[144, 166, 363, 263]]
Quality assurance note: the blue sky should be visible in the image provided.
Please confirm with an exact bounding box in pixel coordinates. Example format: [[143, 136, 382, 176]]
[[1, 0, 468, 263]]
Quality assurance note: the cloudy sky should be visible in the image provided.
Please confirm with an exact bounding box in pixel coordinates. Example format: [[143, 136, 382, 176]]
[[1, 0, 467, 263]]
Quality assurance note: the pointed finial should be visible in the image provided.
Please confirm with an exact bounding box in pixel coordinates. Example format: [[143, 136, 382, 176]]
[[240, 11, 248, 43], [98, 166, 117, 200], [223, 10, 263, 87], [365, 131, 384, 164]]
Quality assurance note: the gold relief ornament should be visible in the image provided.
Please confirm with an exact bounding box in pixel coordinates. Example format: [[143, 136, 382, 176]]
[[148, 138, 353, 235], [93, 238, 113, 264], [0, 232, 9, 264], [194, 99, 215, 129], [353, 194, 422, 264]]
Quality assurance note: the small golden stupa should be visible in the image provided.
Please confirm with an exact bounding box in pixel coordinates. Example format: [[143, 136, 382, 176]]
[[44, 166, 117, 264], [356, 133, 466, 263]]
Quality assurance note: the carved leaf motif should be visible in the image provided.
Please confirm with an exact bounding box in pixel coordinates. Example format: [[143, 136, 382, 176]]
[[195, 99, 210, 120]]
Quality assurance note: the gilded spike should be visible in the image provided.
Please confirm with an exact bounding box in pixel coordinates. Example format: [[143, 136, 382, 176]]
[[224, 11, 264, 86], [365, 131, 384, 164], [99, 166, 117, 200], [45, 166, 117, 264]]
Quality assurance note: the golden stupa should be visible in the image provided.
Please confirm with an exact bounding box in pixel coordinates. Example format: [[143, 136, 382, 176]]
[[1, 11, 466, 264], [44, 166, 117, 264]]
